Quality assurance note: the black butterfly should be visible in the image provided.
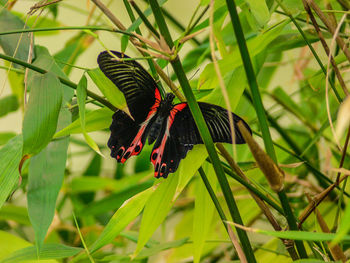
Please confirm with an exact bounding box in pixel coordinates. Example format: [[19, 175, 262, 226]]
[[98, 51, 251, 178]]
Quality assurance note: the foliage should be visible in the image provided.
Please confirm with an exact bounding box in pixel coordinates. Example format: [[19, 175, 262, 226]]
[[0, 0, 349, 262]]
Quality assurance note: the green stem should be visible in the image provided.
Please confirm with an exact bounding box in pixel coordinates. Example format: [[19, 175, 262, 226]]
[[0, 53, 117, 111], [277, 191, 308, 258], [130, 1, 160, 38], [148, 1, 257, 262], [225, 0, 277, 163], [214, 159, 284, 215], [0, 26, 131, 37], [123, 0, 163, 93], [197, 168, 232, 236]]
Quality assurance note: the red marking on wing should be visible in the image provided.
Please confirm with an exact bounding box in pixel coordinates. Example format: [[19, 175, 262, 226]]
[[119, 89, 162, 164], [151, 103, 188, 177]]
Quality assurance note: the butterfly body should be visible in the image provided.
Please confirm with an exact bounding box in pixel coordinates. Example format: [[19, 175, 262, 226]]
[[98, 51, 251, 178]]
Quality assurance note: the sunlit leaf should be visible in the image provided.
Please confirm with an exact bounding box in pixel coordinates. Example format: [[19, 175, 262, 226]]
[[193, 164, 216, 263], [90, 186, 155, 253], [22, 72, 63, 156], [88, 68, 126, 108], [1, 243, 82, 263], [76, 75, 103, 155], [0, 95, 19, 117], [134, 175, 178, 256], [54, 107, 113, 137], [0, 135, 22, 209], [0, 9, 31, 68]]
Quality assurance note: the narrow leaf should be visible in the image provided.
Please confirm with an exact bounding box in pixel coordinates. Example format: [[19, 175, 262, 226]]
[[27, 137, 69, 252], [54, 107, 113, 138], [76, 75, 103, 155], [0, 9, 31, 68], [0, 135, 22, 209], [90, 186, 155, 253], [134, 175, 178, 256], [136, 238, 189, 259], [1, 244, 82, 263], [87, 68, 126, 108], [193, 164, 216, 263], [22, 72, 63, 156], [0, 95, 19, 117]]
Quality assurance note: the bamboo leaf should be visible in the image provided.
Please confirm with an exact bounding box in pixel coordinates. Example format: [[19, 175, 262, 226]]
[[27, 138, 69, 253], [0, 95, 19, 117], [0, 135, 22, 209], [90, 186, 155, 253], [193, 164, 216, 263], [54, 107, 113, 138], [199, 22, 286, 90], [76, 75, 103, 155], [134, 175, 178, 256], [176, 145, 207, 196], [26, 47, 72, 254], [22, 72, 63, 156], [87, 68, 126, 109], [0, 9, 31, 68], [1, 244, 82, 263], [0, 231, 52, 263], [136, 238, 189, 259]]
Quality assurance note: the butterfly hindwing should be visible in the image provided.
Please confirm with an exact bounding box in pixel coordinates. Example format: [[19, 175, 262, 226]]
[[150, 102, 251, 178], [172, 102, 251, 145], [97, 51, 161, 122], [108, 110, 154, 164], [150, 106, 193, 178]]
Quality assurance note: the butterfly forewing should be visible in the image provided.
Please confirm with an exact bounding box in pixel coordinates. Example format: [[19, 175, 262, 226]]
[[97, 51, 161, 123]]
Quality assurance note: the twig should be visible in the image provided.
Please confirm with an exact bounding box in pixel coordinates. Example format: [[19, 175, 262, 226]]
[[306, 0, 350, 64], [302, 0, 348, 97]]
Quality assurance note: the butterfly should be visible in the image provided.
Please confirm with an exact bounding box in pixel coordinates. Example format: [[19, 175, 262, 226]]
[[98, 51, 251, 178]]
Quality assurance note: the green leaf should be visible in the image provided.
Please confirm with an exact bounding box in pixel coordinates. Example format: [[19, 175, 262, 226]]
[[227, 225, 350, 242], [27, 137, 69, 253], [0, 95, 19, 117], [0, 135, 22, 209], [193, 164, 216, 263], [0, 230, 55, 263], [199, 21, 286, 90], [90, 186, 155, 253], [1, 243, 82, 263], [0, 9, 31, 68], [80, 179, 153, 216], [201, 66, 246, 110], [134, 175, 178, 256], [245, 0, 270, 28], [176, 145, 207, 196], [136, 238, 189, 259], [26, 47, 72, 255], [0, 205, 30, 225], [0, 132, 16, 146], [76, 75, 103, 155], [22, 72, 63, 156], [87, 68, 126, 108], [54, 107, 113, 138], [331, 201, 350, 245]]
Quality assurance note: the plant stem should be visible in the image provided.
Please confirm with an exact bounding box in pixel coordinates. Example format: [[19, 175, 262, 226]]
[[225, 0, 277, 163], [148, 0, 257, 261]]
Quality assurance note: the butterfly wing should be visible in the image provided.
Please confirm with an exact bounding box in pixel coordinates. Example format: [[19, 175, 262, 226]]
[[99, 51, 161, 163], [150, 102, 251, 178], [108, 110, 155, 163], [97, 51, 161, 122], [173, 102, 251, 145]]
